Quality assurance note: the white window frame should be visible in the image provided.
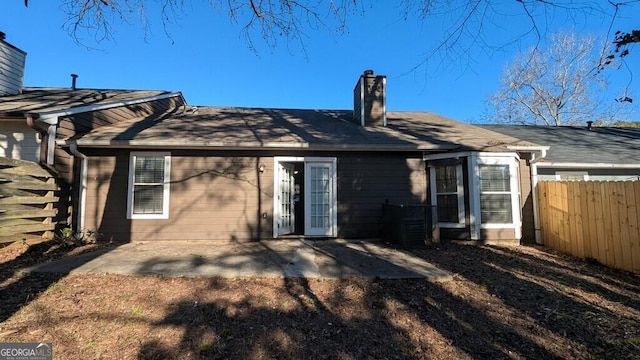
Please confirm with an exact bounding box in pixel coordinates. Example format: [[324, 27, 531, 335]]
[[470, 153, 521, 239], [127, 151, 171, 219], [429, 164, 465, 228]]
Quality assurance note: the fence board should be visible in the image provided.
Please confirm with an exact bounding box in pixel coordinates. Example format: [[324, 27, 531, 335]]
[[0, 157, 60, 243], [539, 181, 640, 274], [617, 182, 633, 271], [571, 183, 585, 258], [594, 183, 608, 265], [634, 183, 640, 273], [580, 182, 593, 257]]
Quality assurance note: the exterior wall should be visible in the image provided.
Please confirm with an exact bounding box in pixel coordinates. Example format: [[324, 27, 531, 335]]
[[337, 152, 427, 238], [0, 119, 40, 162], [82, 149, 273, 242], [519, 157, 535, 243], [81, 149, 428, 242], [59, 96, 187, 233], [0, 39, 26, 96], [480, 228, 517, 241]]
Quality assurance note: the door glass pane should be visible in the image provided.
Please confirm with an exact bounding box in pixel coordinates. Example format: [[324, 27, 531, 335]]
[[310, 166, 330, 229], [280, 166, 293, 229]]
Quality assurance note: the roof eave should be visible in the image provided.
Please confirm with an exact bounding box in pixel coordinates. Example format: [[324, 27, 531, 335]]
[[536, 161, 640, 169], [21, 91, 185, 125], [62, 139, 460, 152]]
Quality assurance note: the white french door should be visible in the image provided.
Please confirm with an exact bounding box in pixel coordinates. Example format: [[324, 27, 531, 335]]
[[276, 162, 295, 236], [273, 157, 337, 238], [305, 161, 336, 236]]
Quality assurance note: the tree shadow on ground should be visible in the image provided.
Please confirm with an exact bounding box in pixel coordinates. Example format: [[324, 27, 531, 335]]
[[413, 243, 640, 358], [134, 242, 640, 359], [0, 240, 123, 323]]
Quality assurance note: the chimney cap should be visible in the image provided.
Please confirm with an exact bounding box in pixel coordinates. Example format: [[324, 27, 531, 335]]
[[363, 69, 374, 76], [586, 120, 593, 129]]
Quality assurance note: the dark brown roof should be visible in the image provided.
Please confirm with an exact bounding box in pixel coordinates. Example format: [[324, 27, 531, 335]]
[[70, 106, 542, 152], [0, 87, 177, 117]]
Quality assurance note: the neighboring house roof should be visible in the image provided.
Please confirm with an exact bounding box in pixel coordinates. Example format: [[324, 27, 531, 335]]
[[68, 106, 541, 152], [0, 87, 180, 120], [478, 125, 640, 165]]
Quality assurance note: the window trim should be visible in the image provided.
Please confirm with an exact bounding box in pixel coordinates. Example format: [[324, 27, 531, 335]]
[[471, 154, 521, 237], [127, 151, 171, 220], [429, 163, 465, 228]]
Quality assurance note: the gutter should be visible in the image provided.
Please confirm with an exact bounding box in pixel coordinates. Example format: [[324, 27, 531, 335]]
[[25, 114, 56, 165], [506, 145, 550, 245], [535, 162, 640, 169], [69, 142, 88, 232], [529, 148, 548, 245], [60, 140, 461, 152]]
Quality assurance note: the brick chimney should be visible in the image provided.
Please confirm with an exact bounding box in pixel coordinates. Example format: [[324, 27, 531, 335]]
[[353, 70, 386, 127], [0, 33, 27, 96]]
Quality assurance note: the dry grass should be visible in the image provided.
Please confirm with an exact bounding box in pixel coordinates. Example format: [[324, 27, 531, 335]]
[[1, 240, 639, 359]]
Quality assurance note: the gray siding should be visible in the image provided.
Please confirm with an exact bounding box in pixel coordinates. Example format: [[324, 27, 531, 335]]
[[0, 40, 26, 96]]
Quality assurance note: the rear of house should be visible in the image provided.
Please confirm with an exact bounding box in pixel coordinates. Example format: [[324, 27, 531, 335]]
[[66, 71, 545, 243]]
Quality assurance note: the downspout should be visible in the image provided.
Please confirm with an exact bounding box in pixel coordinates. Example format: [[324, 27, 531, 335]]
[[530, 149, 547, 245], [25, 114, 57, 166], [25, 114, 48, 164], [69, 142, 87, 232]]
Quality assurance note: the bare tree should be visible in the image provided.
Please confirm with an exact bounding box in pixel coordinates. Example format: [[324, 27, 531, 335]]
[[23, 1, 639, 60], [486, 31, 631, 126]]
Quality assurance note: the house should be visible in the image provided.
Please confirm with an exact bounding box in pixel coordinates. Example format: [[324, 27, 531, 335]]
[[478, 124, 640, 244], [60, 70, 548, 243], [0, 35, 187, 228]]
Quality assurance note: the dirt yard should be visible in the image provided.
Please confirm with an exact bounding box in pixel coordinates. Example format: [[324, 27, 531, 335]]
[[1, 239, 639, 359]]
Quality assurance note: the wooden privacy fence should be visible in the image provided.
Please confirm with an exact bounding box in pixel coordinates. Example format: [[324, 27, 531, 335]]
[[538, 180, 640, 274], [0, 157, 60, 244]]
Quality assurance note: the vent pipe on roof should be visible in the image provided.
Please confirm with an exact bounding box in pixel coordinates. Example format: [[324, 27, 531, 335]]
[[586, 121, 593, 130], [71, 73, 78, 90]]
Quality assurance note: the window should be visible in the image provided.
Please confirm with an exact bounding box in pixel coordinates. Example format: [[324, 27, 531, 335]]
[[127, 152, 171, 219], [430, 164, 464, 226], [478, 164, 512, 224]]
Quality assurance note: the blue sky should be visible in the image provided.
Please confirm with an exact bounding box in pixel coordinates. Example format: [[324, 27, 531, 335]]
[[1, 1, 638, 122]]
